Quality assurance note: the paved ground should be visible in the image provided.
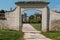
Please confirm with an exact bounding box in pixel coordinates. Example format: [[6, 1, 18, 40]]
[[22, 24, 52, 40]]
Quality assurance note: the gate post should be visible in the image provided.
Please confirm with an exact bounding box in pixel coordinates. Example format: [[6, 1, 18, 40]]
[[42, 7, 49, 32], [19, 7, 22, 30]]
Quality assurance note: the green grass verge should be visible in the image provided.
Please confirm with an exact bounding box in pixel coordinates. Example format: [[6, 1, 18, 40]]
[[30, 23, 41, 31], [0, 30, 24, 40], [41, 31, 60, 40]]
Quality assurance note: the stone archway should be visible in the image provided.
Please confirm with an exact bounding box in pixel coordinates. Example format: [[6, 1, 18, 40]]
[[15, 1, 50, 32]]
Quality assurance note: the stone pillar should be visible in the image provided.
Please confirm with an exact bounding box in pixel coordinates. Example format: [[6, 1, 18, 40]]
[[19, 7, 22, 30], [42, 7, 48, 32]]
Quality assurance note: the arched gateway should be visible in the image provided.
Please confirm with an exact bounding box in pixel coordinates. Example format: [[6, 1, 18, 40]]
[[15, 1, 50, 32]]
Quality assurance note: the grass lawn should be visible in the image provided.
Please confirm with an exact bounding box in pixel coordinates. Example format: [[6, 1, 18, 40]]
[[0, 30, 24, 40], [31, 23, 60, 40], [30, 23, 41, 31], [42, 31, 60, 40]]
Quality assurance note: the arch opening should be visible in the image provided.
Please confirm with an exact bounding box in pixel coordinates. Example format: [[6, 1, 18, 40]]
[[21, 9, 42, 31]]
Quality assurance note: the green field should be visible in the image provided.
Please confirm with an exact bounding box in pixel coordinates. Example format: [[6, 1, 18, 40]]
[[31, 23, 60, 40], [0, 30, 24, 40]]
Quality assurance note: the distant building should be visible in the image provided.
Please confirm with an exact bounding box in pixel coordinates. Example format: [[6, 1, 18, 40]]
[[22, 13, 29, 22]]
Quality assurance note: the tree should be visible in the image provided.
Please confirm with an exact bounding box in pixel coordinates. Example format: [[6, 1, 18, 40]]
[[0, 10, 5, 13], [29, 15, 34, 19], [29, 15, 34, 23]]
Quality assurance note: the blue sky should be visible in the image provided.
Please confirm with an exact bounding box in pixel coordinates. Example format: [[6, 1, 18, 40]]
[[0, 0, 60, 16]]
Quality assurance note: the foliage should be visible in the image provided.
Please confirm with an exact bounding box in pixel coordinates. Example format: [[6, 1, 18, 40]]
[[0, 30, 24, 40], [0, 10, 5, 13], [29, 15, 34, 20]]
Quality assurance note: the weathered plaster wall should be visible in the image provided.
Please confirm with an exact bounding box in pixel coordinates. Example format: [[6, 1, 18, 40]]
[[6, 7, 20, 30], [50, 11, 60, 20], [0, 20, 7, 29], [49, 10, 60, 31], [0, 7, 19, 30]]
